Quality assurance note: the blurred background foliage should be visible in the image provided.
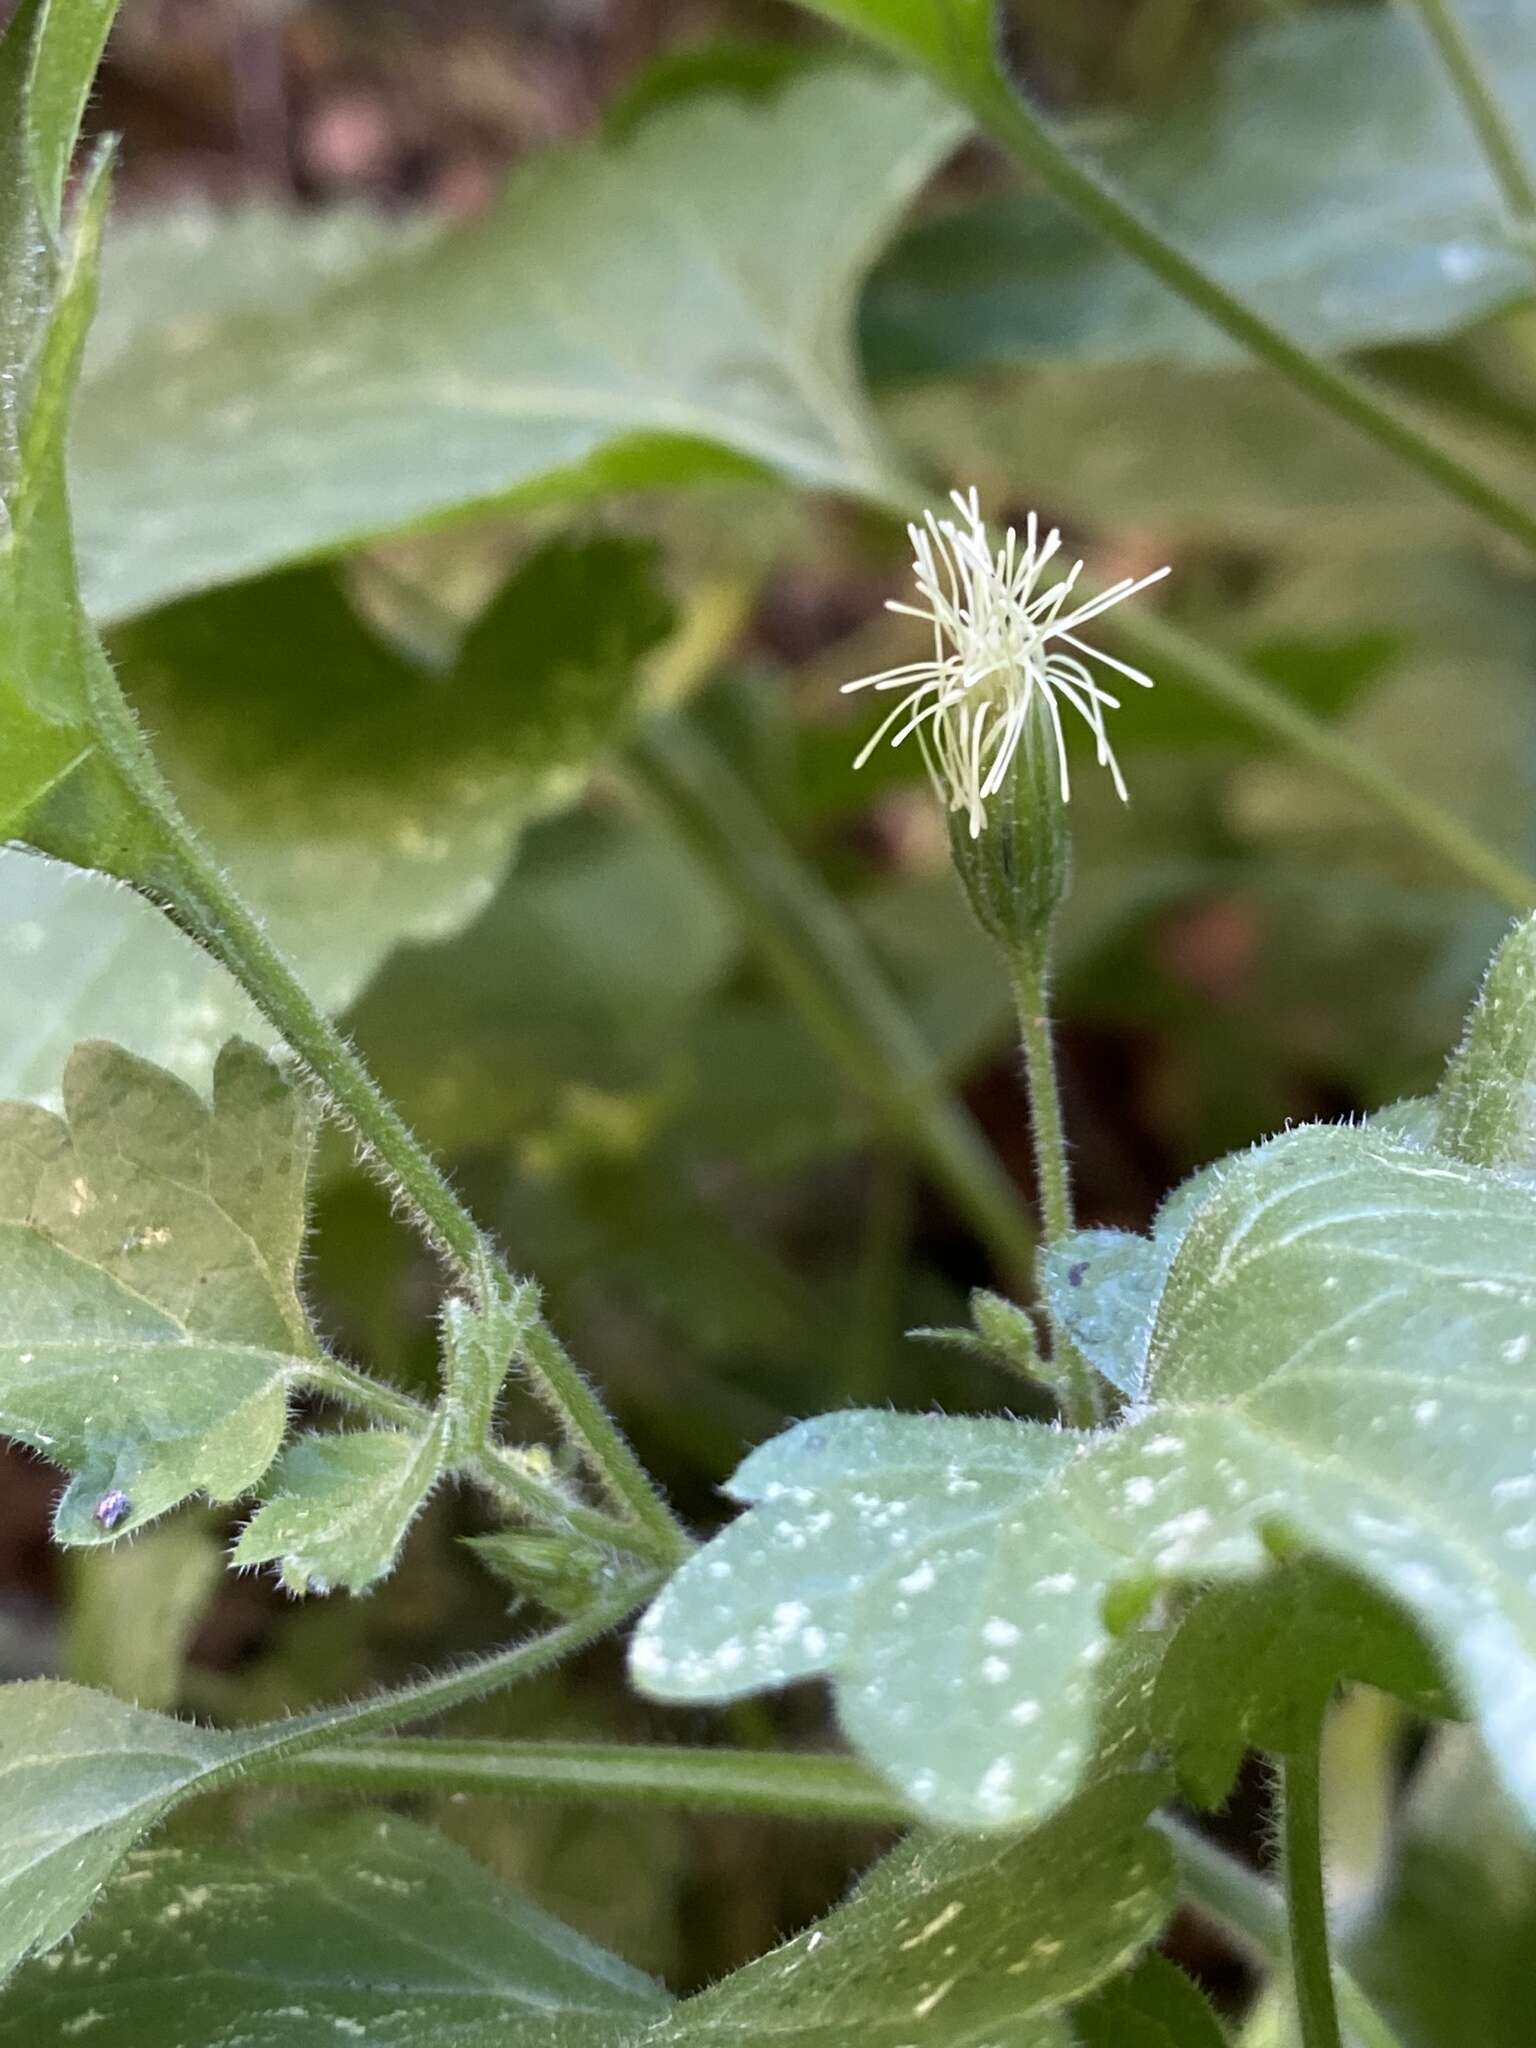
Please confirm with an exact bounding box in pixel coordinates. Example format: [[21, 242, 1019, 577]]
[[3, 0, 1535, 2032]]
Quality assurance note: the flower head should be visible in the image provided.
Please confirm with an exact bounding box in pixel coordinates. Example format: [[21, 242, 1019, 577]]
[[843, 491, 1169, 836]]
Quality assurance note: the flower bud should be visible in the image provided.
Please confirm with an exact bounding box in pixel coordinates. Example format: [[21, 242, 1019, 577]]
[[946, 694, 1071, 964]]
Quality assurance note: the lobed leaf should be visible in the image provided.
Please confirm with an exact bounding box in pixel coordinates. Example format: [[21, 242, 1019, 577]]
[[0, 1038, 319, 1542], [633, 1112, 1536, 1830], [232, 1423, 449, 1597]]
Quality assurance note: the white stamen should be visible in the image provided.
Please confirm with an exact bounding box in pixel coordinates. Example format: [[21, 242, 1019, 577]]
[[842, 492, 1169, 834]]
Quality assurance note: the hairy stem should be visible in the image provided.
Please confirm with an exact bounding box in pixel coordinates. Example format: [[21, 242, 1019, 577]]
[[966, 65, 1536, 560], [1008, 950, 1100, 1428], [630, 716, 1037, 1292], [1278, 1738, 1346, 2048], [1400, 0, 1536, 229], [201, 1587, 661, 1799], [254, 1736, 1405, 2048], [77, 646, 688, 1565], [1009, 955, 1074, 1246], [262, 1736, 909, 1822], [1161, 1815, 1402, 2048]]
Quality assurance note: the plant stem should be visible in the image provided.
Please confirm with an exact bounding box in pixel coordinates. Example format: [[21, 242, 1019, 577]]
[[1008, 950, 1100, 1428], [1009, 955, 1073, 1245], [965, 68, 1536, 561], [1278, 1738, 1346, 2048], [629, 716, 1037, 1293], [1160, 1816, 1404, 2048], [76, 646, 689, 1566], [1400, 0, 1536, 229], [304, 1356, 670, 1560], [204, 1586, 661, 1798], [1110, 603, 1536, 914], [262, 1736, 909, 1823], [254, 1735, 1406, 2048]]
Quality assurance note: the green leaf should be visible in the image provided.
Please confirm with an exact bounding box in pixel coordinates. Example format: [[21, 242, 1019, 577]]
[[231, 1422, 449, 1596], [1347, 1729, 1536, 2048], [666, 1771, 1171, 2046], [442, 1267, 538, 1462], [789, 0, 994, 107], [348, 804, 738, 1153], [1151, 1558, 1451, 1811], [1072, 1953, 1229, 2048], [861, 0, 1536, 377], [0, 850, 267, 1106], [632, 1107, 1536, 1831], [106, 538, 672, 1013], [0, 6, 115, 842], [0, 1777, 1172, 2046], [885, 357, 1535, 554], [0, 1810, 668, 2041], [0, 1599, 633, 1984], [72, 70, 962, 624], [0, 1679, 247, 1979], [0, 1038, 320, 1542]]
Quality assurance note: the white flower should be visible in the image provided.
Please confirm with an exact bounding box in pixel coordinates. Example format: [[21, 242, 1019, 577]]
[[842, 491, 1170, 836]]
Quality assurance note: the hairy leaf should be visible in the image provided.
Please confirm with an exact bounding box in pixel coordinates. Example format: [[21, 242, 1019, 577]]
[[0, 1772, 1171, 2044], [666, 1770, 1170, 2046], [634, 1112, 1536, 1829], [232, 1423, 448, 1596], [0, 1813, 668, 2045], [442, 1268, 538, 1461], [0, 1038, 319, 1541], [0, 1680, 247, 1980], [864, 0, 1536, 375], [72, 70, 960, 622]]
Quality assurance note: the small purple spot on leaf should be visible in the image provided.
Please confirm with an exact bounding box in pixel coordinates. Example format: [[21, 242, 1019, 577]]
[[93, 1489, 132, 1532]]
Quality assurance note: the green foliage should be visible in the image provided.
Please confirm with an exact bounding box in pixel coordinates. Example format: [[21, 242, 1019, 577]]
[[0, 1814, 669, 2046], [1073, 1952, 1229, 2048], [0, 851, 266, 1103], [1346, 1730, 1536, 2048], [0, 1770, 1171, 2044], [0, 1039, 318, 1543], [0, 0, 121, 846], [232, 1423, 450, 1597], [864, 0, 1536, 377], [10, 0, 1536, 2037], [106, 539, 675, 1011], [1436, 913, 1536, 1170], [70, 69, 962, 623], [634, 1100, 1536, 1829]]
